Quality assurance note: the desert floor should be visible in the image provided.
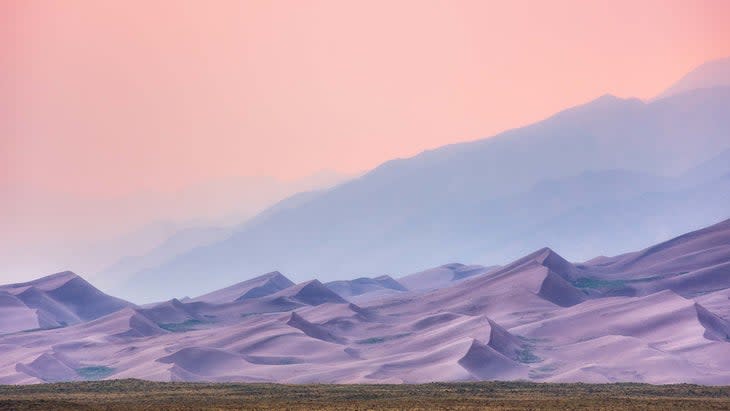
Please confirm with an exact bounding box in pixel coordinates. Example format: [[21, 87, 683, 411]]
[[1, 380, 730, 410]]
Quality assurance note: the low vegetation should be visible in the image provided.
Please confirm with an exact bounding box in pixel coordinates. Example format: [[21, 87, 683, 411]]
[[157, 319, 204, 332], [571, 271, 691, 290], [2, 379, 730, 410], [572, 277, 627, 290], [515, 347, 541, 364], [355, 332, 411, 345], [75, 367, 114, 381]]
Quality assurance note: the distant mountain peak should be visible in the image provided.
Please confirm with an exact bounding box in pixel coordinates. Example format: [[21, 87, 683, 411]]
[[593, 93, 621, 102], [656, 56, 730, 100], [112, 69, 730, 298]]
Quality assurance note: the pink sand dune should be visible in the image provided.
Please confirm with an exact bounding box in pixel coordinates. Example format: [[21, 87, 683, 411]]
[[1, 219, 730, 384]]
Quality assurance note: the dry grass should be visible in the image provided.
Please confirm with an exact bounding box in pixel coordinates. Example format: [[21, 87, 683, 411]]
[[1, 379, 730, 410]]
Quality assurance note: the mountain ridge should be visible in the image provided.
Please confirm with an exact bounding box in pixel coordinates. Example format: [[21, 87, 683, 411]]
[[114, 83, 730, 301]]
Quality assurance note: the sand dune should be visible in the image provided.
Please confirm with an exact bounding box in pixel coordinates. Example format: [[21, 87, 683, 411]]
[[286, 312, 345, 344], [191, 271, 294, 303], [398, 264, 495, 291], [0, 272, 132, 334], [158, 347, 252, 377], [0, 219, 729, 384], [458, 339, 527, 380], [16, 353, 80, 383], [139, 298, 200, 324], [282, 280, 348, 306], [325, 275, 407, 301]]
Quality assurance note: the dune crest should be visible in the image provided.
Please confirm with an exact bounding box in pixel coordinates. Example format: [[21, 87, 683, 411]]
[[1, 219, 730, 384]]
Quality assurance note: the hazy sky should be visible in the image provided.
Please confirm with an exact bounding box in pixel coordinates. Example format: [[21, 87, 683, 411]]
[[4, 0, 729, 199]]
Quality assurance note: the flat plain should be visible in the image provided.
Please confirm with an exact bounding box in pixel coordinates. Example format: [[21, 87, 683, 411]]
[[1, 380, 730, 410]]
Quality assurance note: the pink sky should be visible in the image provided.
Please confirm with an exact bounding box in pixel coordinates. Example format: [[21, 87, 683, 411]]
[[3, 0, 730, 198]]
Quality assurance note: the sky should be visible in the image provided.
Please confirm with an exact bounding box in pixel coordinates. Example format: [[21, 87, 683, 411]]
[[5, 0, 730, 196], [2, 0, 730, 281]]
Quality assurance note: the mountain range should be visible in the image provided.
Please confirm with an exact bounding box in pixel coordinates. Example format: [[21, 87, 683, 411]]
[[4, 57, 729, 386], [113, 58, 730, 302], [1, 170, 351, 288], [1, 219, 730, 384]]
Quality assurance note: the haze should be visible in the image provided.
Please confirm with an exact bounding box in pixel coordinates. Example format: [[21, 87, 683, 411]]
[[2, 0, 730, 283]]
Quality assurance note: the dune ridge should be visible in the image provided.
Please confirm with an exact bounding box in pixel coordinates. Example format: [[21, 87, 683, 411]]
[[1, 219, 730, 384]]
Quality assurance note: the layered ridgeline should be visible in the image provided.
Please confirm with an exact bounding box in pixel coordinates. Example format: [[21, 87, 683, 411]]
[[112, 58, 730, 301], [2, 219, 730, 384]]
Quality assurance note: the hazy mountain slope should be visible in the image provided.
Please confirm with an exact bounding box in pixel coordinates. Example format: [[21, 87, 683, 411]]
[[656, 57, 730, 100], [680, 147, 730, 183], [3, 171, 352, 286], [118, 86, 730, 301], [482, 172, 730, 265], [108, 188, 343, 302], [98, 225, 233, 294]]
